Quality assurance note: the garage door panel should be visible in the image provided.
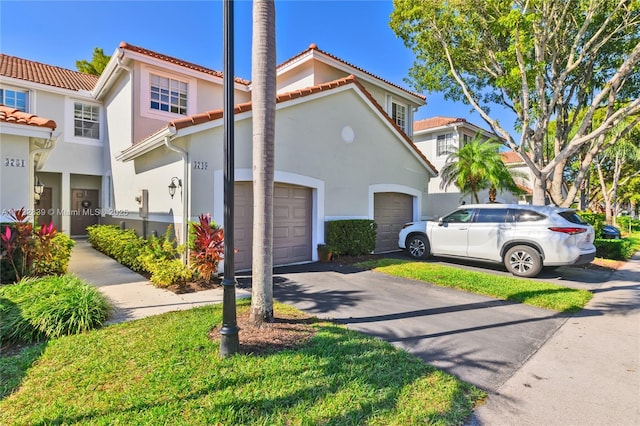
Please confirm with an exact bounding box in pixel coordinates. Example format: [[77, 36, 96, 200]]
[[374, 192, 413, 253], [273, 225, 290, 239], [234, 182, 311, 270]]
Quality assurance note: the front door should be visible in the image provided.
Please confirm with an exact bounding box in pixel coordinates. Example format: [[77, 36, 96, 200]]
[[37, 187, 53, 227], [70, 189, 99, 235]]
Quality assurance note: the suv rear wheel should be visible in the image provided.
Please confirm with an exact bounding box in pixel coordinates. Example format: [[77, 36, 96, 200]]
[[407, 235, 430, 259], [504, 245, 542, 278]]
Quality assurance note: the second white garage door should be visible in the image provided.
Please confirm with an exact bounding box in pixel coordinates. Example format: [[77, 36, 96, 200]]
[[374, 192, 413, 253], [234, 182, 312, 271]]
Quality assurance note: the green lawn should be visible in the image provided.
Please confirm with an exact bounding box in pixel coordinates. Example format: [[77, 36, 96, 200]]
[[625, 231, 640, 253], [1, 299, 484, 425], [356, 259, 592, 313]]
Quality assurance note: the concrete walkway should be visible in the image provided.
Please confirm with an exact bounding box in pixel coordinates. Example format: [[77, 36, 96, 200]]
[[468, 252, 640, 425], [68, 239, 250, 324]]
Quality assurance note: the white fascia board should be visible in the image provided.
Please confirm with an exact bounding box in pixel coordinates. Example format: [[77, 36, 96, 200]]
[[124, 50, 250, 92], [314, 52, 425, 107], [0, 76, 93, 99], [414, 122, 498, 139], [92, 46, 122, 99], [0, 122, 54, 138], [116, 127, 173, 162], [277, 50, 424, 107]]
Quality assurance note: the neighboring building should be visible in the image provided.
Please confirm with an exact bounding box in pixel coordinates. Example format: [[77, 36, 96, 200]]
[[412, 116, 531, 218], [0, 56, 102, 233], [0, 42, 437, 269], [499, 150, 534, 205]]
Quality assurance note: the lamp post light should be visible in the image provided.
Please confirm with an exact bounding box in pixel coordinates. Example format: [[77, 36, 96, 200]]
[[219, 0, 240, 357], [168, 177, 182, 199], [34, 177, 44, 204]]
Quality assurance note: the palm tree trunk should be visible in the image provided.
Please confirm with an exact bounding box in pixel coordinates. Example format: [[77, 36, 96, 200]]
[[250, 0, 276, 326]]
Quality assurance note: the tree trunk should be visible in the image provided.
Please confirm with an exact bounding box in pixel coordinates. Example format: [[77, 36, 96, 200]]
[[488, 186, 496, 203], [250, 0, 276, 326], [611, 153, 622, 226], [532, 175, 546, 206], [595, 160, 613, 225]]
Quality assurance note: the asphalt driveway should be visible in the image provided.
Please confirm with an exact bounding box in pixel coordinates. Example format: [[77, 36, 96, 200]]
[[248, 261, 571, 392]]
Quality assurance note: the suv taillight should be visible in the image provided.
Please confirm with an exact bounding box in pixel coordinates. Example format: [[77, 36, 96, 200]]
[[548, 227, 587, 235]]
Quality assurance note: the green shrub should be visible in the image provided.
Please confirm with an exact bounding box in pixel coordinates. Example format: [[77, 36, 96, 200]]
[[143, 258, 193, 288], [1, 209, 69, 283], [87, 225, 146, 272], [31, 233, 75, 277], [88, 224, 190, 287], [0, 275, 111, 344], [579, 212, 605, 238], [594, 238, 634, 260], [326, 219, 377, 256], [616, 216, 640, 233]]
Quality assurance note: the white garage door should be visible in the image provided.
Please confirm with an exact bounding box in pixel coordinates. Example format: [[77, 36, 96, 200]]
[[374, 192, 413, 253], [234, 182, 312, 270]]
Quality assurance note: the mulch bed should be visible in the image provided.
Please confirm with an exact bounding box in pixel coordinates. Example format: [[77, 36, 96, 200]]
[[208, 310, 318, 355]]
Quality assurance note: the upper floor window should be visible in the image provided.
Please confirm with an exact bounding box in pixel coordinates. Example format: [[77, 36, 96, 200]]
[[0, 88, 28, 112], [391, 101, 406, 131], [462, 134, 471, 145], [150, 74, 188, 115], [437, 133, 455, 156], [74, 102, 100, 139]]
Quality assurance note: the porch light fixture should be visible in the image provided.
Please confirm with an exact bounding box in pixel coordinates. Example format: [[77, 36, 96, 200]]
[[168, 177, 182, 199], [34, 177, 44, 203]]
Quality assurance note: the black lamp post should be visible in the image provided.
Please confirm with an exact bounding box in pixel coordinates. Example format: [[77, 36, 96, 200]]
[[219, 0, 239, 357]]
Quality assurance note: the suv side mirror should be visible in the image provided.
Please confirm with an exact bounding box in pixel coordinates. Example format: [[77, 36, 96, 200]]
[[438, 217, 444, 226]]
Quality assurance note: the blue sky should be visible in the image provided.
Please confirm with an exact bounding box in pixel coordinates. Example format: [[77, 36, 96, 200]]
[[0, 0, 499, 129]]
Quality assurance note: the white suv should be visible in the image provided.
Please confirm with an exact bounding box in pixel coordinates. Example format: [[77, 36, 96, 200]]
[[398, 204, 596, 278]]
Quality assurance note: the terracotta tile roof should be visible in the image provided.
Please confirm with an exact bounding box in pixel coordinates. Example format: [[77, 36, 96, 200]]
[[0, 105, 56, 129], [119, 42, 251, 86], [0, 54, 98, 91], [167, 74, 437, 174], [500, 151, 524, 164], [277, 43, 426, 102], [413, 116, 467, 131], [517, 183, 533, 195], [170, 76, 354, 130]]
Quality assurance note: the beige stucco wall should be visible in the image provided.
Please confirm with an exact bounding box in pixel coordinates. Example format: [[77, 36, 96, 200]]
[[185, 86, 431, 225], [0, 134, 30, 214]]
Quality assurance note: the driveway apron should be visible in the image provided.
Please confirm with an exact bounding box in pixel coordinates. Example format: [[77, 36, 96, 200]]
[[267, 262, 569, 392]]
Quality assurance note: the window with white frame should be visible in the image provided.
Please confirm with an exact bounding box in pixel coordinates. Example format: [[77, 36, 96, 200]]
[[437, 133, 456, 156], [0, 88, 29, 112], [74, 102, 100, 139], [462, 134, 471, 145], [391, 101, 407, 131], [150, 74, 188, 115]]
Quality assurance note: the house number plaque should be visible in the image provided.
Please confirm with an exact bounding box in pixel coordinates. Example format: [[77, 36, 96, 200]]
[[4, 158, 26, 167], [193, 161, 208, 170]]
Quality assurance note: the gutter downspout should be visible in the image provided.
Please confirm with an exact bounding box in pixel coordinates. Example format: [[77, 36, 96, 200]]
[[164, 129, 189, 261], [116, 51, 135, 149], [30, 131, 60, 223]]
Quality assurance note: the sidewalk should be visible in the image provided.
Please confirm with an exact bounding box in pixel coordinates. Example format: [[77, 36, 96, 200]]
[[68, 239, 250, 324], [468, 252, 640, 425]]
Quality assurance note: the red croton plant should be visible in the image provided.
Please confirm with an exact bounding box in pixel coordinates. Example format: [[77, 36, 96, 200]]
[[0, 207, 58, 281], [189, 213, 224, 282]]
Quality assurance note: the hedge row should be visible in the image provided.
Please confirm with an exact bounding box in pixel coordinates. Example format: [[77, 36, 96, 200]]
[[86, 225, 192, 287], [326, 219, 377, 256], [594, 238, 635, 261]]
